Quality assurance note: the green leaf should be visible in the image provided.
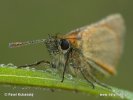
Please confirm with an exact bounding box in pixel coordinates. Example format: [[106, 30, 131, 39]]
[[0, 64, 133, 100]]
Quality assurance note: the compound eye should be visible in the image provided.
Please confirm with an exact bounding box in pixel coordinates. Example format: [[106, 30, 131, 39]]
[[60, 39, 70, 50]]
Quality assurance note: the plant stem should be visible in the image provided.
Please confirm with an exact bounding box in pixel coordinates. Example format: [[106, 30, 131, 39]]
[[0, 64, 133, 100]]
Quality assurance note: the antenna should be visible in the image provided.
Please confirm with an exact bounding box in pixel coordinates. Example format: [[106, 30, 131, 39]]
[[9, 39, 46, 48]]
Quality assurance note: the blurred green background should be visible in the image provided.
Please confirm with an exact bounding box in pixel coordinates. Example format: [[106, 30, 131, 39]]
[[0, 0, 132, 100]]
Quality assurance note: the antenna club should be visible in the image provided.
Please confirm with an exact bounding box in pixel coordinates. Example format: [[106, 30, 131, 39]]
[[9, 42, 25, 48], [8, 39, 46, 48]]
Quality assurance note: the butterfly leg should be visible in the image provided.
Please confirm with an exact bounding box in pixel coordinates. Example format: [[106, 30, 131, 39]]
[[79, 68, 95, 89], [60, 49, 72, 82], [60, 56, 69, 82], [88, 72, 111, 89], [18, 60, 51, 68]]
